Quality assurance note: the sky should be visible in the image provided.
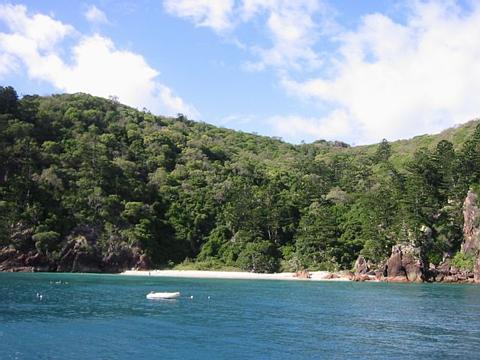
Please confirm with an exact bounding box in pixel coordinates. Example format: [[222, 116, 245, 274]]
[[0, 0, 479, 145]]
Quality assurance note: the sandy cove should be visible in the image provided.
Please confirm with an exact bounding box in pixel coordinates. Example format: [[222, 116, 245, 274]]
[[120, 269, 353, 281]]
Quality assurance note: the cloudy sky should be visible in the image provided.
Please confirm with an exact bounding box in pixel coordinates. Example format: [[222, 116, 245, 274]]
[[0, 0, 478, 144]]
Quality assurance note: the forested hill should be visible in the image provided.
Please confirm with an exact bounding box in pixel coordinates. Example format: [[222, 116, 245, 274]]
[[1, 86, 480, 273]]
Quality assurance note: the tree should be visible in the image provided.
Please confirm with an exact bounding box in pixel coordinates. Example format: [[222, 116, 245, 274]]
[[295, 202, 339, 270], [0, 86, 18, 114], [236, 240, 278, 273], [2, 87, 480, 274], [374, 138, 391, 163]]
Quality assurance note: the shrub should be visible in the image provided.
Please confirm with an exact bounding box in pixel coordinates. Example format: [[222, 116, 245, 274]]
[[236, 241, 279, 273], [33, 231, 60, 254], [451, 251, 476, 271]]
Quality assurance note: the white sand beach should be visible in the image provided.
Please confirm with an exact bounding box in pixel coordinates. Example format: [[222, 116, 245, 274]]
[[120, 269, 352, 281]]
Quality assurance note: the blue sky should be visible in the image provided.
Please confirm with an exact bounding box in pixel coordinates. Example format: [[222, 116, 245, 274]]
[[0, 0, 479, 144]]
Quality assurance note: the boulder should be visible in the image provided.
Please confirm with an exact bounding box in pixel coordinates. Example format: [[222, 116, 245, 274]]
[[385, 244, 424, 282], [324, 272, 340, 279], [339, 270, 355, 280], [353, 273, 373, 282], [429, 258, 476, 283], [135, 253, 151, 270], [294, 270, 311, 279], [402, 252, 423, 282], [374, 269, 385, 280], [354, 255, 369, 275], [386, 246, 405, 278]]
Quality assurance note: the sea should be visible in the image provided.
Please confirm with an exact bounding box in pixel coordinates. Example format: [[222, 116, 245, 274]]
[[1, 272, 480, 359]]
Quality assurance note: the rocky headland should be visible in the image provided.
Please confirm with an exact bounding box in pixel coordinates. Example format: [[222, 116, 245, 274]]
[[353, 189, 480, 284], [0, 225, 150, 273]]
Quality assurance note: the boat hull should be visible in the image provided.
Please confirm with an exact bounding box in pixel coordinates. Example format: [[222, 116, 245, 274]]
[[146, 292, 181, 300]]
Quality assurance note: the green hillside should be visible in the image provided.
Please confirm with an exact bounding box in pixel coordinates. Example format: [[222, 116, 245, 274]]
[[340, 119, 480, 167], [1, 86, 480, 272]]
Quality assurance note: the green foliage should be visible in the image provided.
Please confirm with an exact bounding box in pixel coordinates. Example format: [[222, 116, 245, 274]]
[[1, 89, 479, 273], [174, 258, 241, 271], [197, 225, 232, 261], [0, 86, 18, 114], [122, 202, 148, 223], [374, 139, 392, 163], [451, 252, 476, 271], [295, 202, 339, 270], [279, 244, 300, 271], [236, 240, 279, 273], [32, 231, 60, 254]]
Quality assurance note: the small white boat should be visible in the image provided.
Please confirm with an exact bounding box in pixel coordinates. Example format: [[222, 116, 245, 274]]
[[146, 291, 180, 300]]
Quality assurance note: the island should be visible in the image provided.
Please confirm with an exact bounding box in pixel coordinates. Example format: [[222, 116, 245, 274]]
[[1, 87, 480, 283]]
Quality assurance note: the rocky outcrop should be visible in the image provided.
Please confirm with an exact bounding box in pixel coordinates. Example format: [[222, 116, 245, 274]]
[[462, 189, 480, 283], [429, 260, 475, 283], [475, 257, 480, 283], [415, 189, 480, 283], [462, 190, 480, 253], [294, 270, 311, 279], [56, 237, 102, 273], [352, 255, 378, 281], [9, 222, 34, 251], [385, 244, 424, 282], [0, 225, 151, 273], [0, 247, 50, 272], [354, 256, 369, 274], [56, 226, 102, 272], [102, 243, 151, 272]]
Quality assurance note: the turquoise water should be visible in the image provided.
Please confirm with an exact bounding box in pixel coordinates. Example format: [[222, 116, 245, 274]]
[[1, 273, 480, 359]]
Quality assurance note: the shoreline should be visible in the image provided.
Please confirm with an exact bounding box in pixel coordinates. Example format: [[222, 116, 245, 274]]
[[120, 269, 353, 282]]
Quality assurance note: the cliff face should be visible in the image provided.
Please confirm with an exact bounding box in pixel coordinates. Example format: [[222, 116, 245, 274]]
[[0, 225, 151, 273], [462, 190, 480, 253], [462, 190, 480, 282]]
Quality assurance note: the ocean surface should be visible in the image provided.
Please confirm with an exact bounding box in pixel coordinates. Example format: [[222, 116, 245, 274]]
[[1, 273, 480, 360]]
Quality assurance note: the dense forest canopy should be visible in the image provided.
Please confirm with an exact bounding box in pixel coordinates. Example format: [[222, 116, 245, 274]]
[[1, 86, 480, 272]]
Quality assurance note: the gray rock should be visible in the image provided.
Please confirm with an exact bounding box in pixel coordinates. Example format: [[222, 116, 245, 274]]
[[385, 244, 424, 282], [462, 190, 480, 253], [354, 255, 369, 275]]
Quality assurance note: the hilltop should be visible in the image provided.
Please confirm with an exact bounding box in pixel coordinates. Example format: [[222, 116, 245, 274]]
[[1, 87, 480, 279]]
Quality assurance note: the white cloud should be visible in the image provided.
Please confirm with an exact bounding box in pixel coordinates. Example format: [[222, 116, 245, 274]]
[[283, 1, 480, 144], [241, 0, 329, 71], [165, 0, 480, 144], [156, 84, 197, 116], [269, 110, 353, 143], [0, 4, 198, 118], [0, 52, 18, 75], [164, 0, 330, 71], [85, 5, 109, 25], [163, 0, 234, 32], [0, 4, 73, 50]]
